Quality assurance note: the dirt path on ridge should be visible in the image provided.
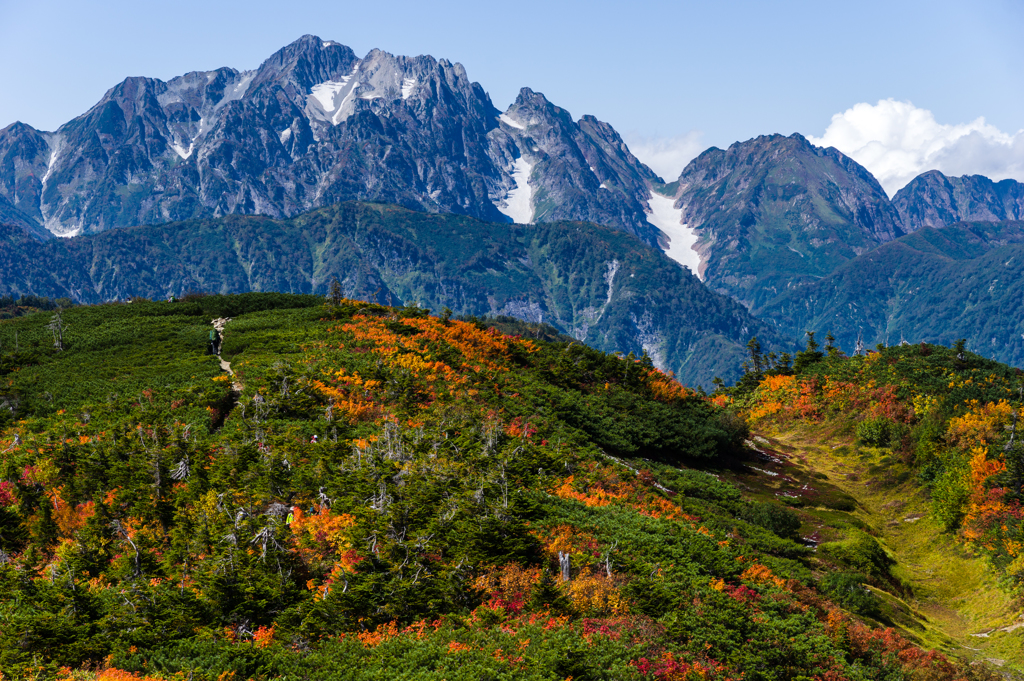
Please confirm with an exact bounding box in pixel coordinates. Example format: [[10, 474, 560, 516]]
[[211, 317, 243, 393]]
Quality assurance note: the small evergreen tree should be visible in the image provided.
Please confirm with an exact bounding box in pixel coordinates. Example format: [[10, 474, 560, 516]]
[[328, 279, 343, 306], [793, 331, 824, 373], [746, 337, 766, 376], [953, 338, 967, 363]]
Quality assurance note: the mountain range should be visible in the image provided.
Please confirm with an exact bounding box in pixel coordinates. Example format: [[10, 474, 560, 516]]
[[2, 35, 1024, 375], [761, 219, 1024, 368], [663, 133, 1024, 313], [0, 35, 659, 243]]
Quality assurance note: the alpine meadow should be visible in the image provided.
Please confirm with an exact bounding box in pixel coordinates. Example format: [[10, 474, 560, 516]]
[[1, 25, 1024, 681]]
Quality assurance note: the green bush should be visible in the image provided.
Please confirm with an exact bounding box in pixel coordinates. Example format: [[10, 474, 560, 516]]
[[820, 530, 895, 582], [821, 572, 881, 618], [856, 417, 892, 447], [931, 457, 972, 530], [739, 501, 802, 540], [664, 468, 743, 512]]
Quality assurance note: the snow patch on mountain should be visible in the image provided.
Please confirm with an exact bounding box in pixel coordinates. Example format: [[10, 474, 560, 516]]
[[647, 192, 702, 278], [310, 79, 351, 112], [497, 157, 534, 224], [41, 134, 64, 188], [221, 71, 255, 106], [603, 259, 619, 306], [401, 78, 417, 100], [170, 143, 193, 159], [45, 214, 83, 238], [194, 117, 210, 141], [309, 65, 361, 125], [499, 114, 525, 130]]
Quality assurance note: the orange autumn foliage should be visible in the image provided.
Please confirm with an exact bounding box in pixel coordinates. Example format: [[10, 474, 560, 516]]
[[357, 620, 400, 648], [740, 563, 788, 590], [55, 669, 172, 681], [552, 466, 695, 522], [48, 486, 95, 539], [565, 573, 630, 615], [961, 448, 1016, 549], [252, 625, 274, 649], [290, 504, 357, 566], [309, 372, 381, 422], [946, 400, 1014, 450], [338, 314, 534, 377], [474, 564, 541, 614], [747, 375, 799, 421], [535, 524, 602, 561], [647, 369, 693, 403]]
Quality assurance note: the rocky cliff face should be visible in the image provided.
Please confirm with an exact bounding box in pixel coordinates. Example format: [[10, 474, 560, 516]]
[[892, 170, 1024, 232], [665, 133, 904, 312], [0, 35, 659, 241], [488, 88, 661, 242]]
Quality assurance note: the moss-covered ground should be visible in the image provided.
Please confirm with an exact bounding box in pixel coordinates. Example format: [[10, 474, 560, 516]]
[[739, 423, 1024, 674]]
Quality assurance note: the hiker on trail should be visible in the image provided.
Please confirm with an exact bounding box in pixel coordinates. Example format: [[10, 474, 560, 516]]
[[210, 329, 224, 355]]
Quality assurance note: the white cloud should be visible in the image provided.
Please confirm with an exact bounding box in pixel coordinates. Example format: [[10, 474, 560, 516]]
[[809, 99, 1024, 196], [622, 131, 706, 183]]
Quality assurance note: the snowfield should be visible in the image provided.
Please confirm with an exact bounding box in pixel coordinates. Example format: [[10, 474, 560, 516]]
[[499, 113, 525, 130], [496, 156, 534, 224], [646, 192, 702, 278], [401, 77, 417, 99]]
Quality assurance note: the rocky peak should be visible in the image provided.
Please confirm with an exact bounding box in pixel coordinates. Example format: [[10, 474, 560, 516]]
[[893, 170, 1024, 232], [0, 37, 667, 241], [249, 34, 359, 94], [670, 132, 904, 311]]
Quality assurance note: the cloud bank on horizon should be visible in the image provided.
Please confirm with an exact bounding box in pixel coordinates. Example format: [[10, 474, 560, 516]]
[[809, 99, 1024, 196]]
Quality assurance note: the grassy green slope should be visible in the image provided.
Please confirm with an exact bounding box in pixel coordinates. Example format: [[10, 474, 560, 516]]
[[0, 295, 1001, 680], [733, 341, 1024, 673]]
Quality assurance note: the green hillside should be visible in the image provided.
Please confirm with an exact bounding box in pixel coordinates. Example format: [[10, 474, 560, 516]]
[[734, 339, 1024, 670], [760, 220, 1024, 368], [0, 294, 1007, 680], [0, 202, 790, 388]]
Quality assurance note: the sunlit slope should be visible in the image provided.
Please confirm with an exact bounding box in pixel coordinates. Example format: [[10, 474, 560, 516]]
[[733, 341, 1024, 671], [0, 295, 1003, 680]]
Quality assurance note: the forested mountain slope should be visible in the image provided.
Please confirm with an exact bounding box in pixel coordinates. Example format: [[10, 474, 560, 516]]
[[0, 294, 1006, 679], [0, 202, 789, 387], [759, 220, 1024, 368]]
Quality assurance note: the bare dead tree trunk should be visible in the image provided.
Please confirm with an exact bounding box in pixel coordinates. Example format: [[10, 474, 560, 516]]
[[47, 309, 68, 351], [558, 551, 571, 582]]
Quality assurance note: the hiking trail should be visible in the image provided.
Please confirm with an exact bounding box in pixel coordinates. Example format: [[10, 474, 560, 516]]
[[211, 317, 243, 393]]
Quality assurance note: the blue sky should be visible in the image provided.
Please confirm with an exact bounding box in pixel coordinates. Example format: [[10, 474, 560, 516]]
[[2, 0, 1021, 187]]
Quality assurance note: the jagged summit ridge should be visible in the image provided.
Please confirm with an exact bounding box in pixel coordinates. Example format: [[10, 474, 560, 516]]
[[0, 36, 661, 242], [892, 170, 1024, 231]]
